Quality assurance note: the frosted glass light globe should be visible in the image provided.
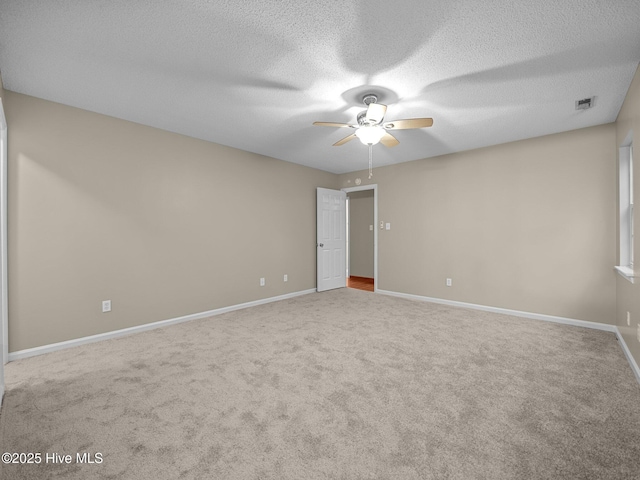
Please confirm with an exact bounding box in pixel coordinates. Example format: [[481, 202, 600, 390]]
[[355, 125, 385, 145]]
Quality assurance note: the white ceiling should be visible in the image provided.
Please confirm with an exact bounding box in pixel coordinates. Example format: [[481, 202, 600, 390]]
[[1, 0, 640, 174]]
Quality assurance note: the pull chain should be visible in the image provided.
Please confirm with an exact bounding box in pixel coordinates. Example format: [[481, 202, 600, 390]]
[[368, 144, 373, 179]]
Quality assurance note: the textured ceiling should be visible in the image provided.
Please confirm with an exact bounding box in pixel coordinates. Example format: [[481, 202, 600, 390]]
[[1, 0, 640, 174]]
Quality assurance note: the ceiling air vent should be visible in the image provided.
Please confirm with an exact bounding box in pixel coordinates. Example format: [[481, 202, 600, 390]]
[[575, 97, 595, 110]]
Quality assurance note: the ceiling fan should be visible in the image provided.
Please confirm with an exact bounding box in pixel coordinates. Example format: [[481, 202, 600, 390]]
[[313, 94, 433, 148]]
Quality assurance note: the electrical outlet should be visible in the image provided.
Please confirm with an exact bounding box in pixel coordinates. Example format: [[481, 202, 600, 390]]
[[637, 324, 640, 343], [446, 278, 452, 287], [260, 277, 265, 287], [627, 311, 631, 326], [283, 274, 288, 282], [102, 300, 111, 313]]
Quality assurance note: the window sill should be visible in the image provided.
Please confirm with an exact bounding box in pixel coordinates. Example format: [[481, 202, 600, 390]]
[[614, 266, 637, 284]]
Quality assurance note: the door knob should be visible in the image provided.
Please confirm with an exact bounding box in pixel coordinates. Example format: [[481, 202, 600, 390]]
[[318, 243, 324, 247]]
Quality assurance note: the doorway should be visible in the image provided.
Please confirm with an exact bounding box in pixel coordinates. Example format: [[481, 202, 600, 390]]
[[343, 185, 377, 292]]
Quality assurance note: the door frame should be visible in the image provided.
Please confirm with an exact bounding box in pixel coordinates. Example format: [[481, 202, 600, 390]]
[[343, 184, 378, 292], [0, 98, 7, 406]]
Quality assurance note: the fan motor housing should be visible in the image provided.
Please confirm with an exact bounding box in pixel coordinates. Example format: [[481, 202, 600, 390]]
[[357, 110, 379, 127]]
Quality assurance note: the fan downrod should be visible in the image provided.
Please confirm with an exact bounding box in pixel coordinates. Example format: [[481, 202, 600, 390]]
[[362, 94, 378, 106]]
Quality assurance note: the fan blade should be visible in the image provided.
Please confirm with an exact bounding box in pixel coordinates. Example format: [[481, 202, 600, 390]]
[[333, 133, 357, 146], [366, 103, 387, 124], [383, 118, 433, 130], [313, 121, 354, 128], [380, 132, 399, 147]]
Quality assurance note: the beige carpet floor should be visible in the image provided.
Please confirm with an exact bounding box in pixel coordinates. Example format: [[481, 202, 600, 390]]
[[1, 288, 640, 479]]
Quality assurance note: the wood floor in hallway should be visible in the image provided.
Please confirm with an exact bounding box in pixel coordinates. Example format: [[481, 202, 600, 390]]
[[347, 276, 374, 292]]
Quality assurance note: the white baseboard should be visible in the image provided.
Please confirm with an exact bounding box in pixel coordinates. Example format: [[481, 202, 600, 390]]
[[8, 289, 316, 362], [377, 289, 640, 384], [376, 289, 617, 331], [615, 328, 640, 384], [9, 287, 640, 386]]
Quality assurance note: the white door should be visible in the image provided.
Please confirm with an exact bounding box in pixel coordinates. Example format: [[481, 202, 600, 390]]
[[317, 188, 346, 292]]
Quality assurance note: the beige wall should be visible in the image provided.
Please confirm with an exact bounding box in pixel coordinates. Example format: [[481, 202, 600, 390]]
[[4, 79, 632, 361], [339, 124, 617, 324], [348, 190, 374, 278], [615, 64, 640, 368], [5, 91, 337, 352]]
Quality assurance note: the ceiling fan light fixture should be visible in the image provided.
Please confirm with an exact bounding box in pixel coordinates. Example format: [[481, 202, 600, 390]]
[[355, 125, 385, 145]]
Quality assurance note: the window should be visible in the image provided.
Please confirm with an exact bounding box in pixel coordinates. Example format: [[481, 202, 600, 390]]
[[617, 140, 635, 283]]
